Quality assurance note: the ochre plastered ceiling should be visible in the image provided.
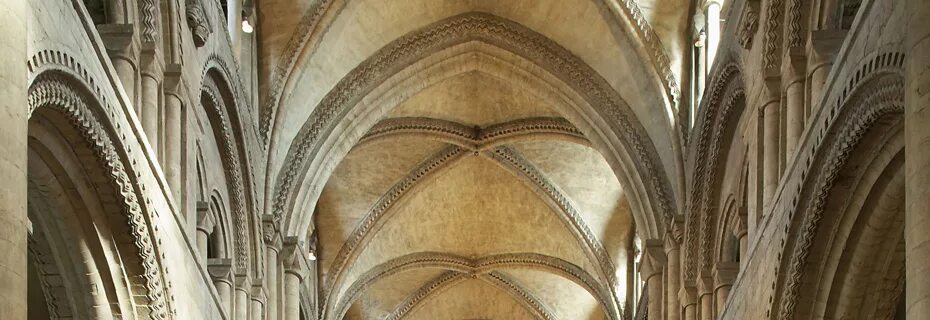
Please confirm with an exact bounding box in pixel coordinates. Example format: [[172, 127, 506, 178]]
[[255, 1, 689, 318]]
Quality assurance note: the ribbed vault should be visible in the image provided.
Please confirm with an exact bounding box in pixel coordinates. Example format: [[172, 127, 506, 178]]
[[261, 4, 683, 319]]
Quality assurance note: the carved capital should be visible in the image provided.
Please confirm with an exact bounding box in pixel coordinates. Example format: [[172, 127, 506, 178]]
[[140, 42, 164, 77], [806, 29, 847, 68], [713, 262, 740, 289], [97, 24, 135, 51], [761, 75, 783, 105], [734, 214, 749, 238], [261, 214, 279, 246], [235, 273, 251, 291], [196, 201, 214, 232], [163, 63, 183, 92], [641, 239, 667, 278], [250, 283, 266, 303], [782, 51, 808, 85], [679, 284, 698, 306], [282, 237, 308, 280], [697, 274, 715, 296], [208, 258, 234, 283]]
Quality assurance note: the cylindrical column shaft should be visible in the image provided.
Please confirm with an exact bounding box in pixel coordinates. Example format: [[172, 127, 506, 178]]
[[808, 63, 831, 115], [715, 285, 732, 315], [705, 1, 721, 69], [284, 271, 302, 320], [905, 0, 930, 318], [215, 279, 233, 315], [196, 228, 209, 260], [646, 273, 663, 319], [666, 245, 682, 320], [762, 99, 781, 211], [140, 72, 160, 154], [164, 92, 182, 202], [785, 78, 805, 161], [235, 285, 249, 320], [683, 303, 697, 320], [266, 247, 279, 320], [699, 292, 714, 320], [228, 0, 242, 59], [0, 1, 28, 316], [111, 56, 137, 109], [251, 297, 264, 320]]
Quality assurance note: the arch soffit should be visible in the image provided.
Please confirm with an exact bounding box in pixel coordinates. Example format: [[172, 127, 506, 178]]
[[26, 50, 176, 319], [259, 0, 682, 144], [274, 13, 674, 241], [772, 50, 905, 318]]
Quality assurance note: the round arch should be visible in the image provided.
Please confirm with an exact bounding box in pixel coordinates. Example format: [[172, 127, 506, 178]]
[[775, 67, 905, 319], [26, 68, 174, 319], [273, 13, 676, 245]]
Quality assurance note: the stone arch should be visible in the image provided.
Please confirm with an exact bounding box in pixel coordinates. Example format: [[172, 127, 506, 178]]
[[26, 69, 174, 319], [773, 54, 905, 319], [258, 0, 681, 144], [685, 62, 746, 282], [274, 13, 675, 245], [714, 195, 745, 266], [330, 252, 616, 320], [200, 68, 256, 273]]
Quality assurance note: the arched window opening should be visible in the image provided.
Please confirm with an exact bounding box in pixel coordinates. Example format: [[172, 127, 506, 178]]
[[728, 234, 741, 263], [83, 0, 108, 25], [839, 0, 863, 29]]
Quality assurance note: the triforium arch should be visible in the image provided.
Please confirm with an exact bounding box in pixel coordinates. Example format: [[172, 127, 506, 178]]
[[684, 61, 747, 285], [272, 12, 676, 242], [772, 50, 905, 320], [25, 55, 174, 318], [198, 66, 258, 274]]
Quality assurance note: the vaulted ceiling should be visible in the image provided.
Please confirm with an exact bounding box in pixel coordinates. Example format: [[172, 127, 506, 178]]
[[256, 1, 690, 318]]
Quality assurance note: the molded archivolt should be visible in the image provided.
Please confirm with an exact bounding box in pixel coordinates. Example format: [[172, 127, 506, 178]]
[[330, 252, 614, 320], [200, 72, 256, 272], [272, 12, 675, 243], [774, 69, 905, 320], [684, 63, 745, 282], [259, 0, 682, 144], [26, 68, 174, 318]]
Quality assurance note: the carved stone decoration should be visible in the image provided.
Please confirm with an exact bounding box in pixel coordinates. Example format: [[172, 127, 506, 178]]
[[271, 13, 675, 243], [784, 0, 803, 49], [26, 66, 175, 318], [775, 53, 905, 320], [761, 0, 784, 71], [140, 0, 159, 43], [486, 145, 623, 314], [321, 146, 466, 313], [201, 75, 253, 272], [186, 0, 212, 47], [385, 271, 468, 320], [330, 252, 616, 320], [258, 0, 681, 145], [359, 117, 588, 151], [323, 118, 624, 318], [684, 63, 742, 282], [737, 2, 760, 49], [697, 81, 745, 276]]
